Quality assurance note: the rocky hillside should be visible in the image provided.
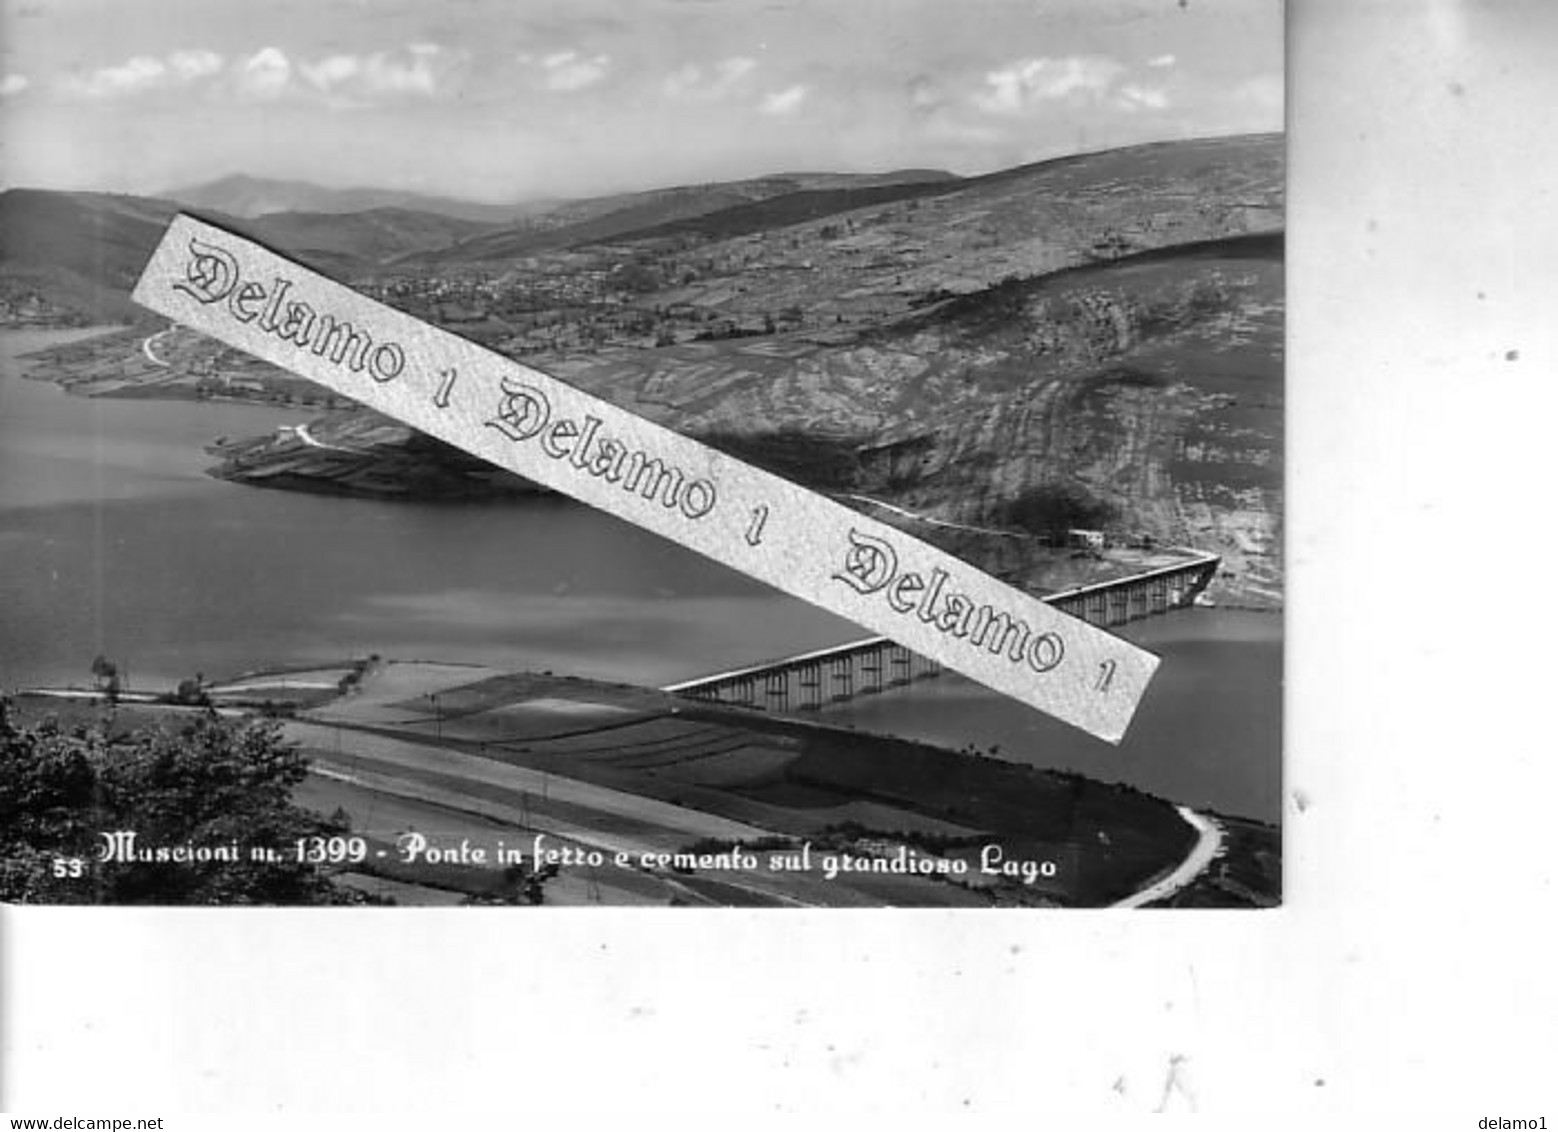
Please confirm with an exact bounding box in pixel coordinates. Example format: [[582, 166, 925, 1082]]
[[193, 227, 1280, 602], [531, 230, 1283, 602]]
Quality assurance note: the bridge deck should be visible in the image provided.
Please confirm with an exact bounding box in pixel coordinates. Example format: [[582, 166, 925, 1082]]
[[664, 552, 1219, 711]]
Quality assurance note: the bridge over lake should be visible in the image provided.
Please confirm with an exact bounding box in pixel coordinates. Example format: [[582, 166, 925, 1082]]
[[663, 552, 1220, 713]]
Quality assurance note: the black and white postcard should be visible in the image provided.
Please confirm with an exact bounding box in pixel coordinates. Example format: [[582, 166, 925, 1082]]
[[1, 0, 1284, 909]]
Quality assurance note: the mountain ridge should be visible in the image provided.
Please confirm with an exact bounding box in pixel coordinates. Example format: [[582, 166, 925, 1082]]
[[162, 174, 528, 223], [162, 168, 961, 228]]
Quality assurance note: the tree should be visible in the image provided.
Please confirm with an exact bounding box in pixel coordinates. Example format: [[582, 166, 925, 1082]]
[[998, 483, 1119, 542], [174, 674, 210, 706], [90, 654, 116, 690], [0, 700, 372, 905]]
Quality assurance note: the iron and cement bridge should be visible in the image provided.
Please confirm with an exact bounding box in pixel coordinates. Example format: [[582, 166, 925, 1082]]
[[663, 552, 1220, 713]]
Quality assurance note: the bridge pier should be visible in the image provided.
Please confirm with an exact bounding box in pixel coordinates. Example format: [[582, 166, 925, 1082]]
[[830, 656, 854, 702], [765, 671, 789, 711], [861, 648, 884, 695], [798, 660, 821, 711]]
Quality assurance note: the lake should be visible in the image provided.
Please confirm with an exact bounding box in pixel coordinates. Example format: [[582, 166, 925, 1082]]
[[1, 327, 1281, 821]]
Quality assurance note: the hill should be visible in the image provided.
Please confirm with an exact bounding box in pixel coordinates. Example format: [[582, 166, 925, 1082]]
[[178, 230, 1281, 600], [400, 168, 959, 265], [601, 132, 1284, 325], [0, 189, 498, 317], [163, 173, 525, 223], [529, 229, 1284, 598], [2, 166, 963, 318], [243, 207, 500, 266], [0, 189, 192, 322]]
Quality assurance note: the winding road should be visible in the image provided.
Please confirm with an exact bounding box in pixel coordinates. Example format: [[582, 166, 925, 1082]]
[[1112, 805, 1225, 908], [141, 328, 174, 367], [282, 422, 360, 453], [839, 492, 1025, 538]]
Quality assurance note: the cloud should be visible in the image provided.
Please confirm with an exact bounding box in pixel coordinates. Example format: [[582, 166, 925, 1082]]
[[663, 55, 757, 100], [0, 74, 29, 97], [1116, 83, 1169, 111], [67, 55, 172, 98], [302, 55, 361, 90], [60, 43, 445, 105], [169, 50, 224, 83], [973, 55, 1125, 113], [760, 84, 807, 116], [717, 56, 757, 85], [536, 49, 610, 92], [1147, 53, 1177, 68], [360, 48, 441, 95], [298, 45, 449, 102], [63, 50, 226, 99], [237, 47, 292, 99]]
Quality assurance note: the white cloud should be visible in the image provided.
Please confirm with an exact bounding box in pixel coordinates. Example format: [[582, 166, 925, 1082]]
[[538, 49, 610, 92], [663, 55, 757, 100], [760, 84, 808, 116], [299, 45, 447, 102], [1148, 53, 1177, 68], [169, 50, 223, 82], [716, 56, 756, 84], [1117, 83, 1169, 111], [68, 55, 169, 98], [56, 42, 447, 106], [302, 54, 361, 90], [64, 49, 226, 98], [0, 74, 30, 97], [237, 46, 292, 99], [360, 50, 440, 95], [973, 55, 1125, 113]]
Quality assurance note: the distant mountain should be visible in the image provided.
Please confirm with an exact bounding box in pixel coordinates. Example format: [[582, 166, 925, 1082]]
[[470, 169, 956, 234], [397, 135, 1281, 273], [164, 170, 956, 229], [164, 174, 526, 224], [243, 208, 500, 267], [0, 167, 959, 319], [398, 169, 960, 266], [4, 137, 1278, 334], [592, 132, 1284, 316], [0, 188, 493, 318]]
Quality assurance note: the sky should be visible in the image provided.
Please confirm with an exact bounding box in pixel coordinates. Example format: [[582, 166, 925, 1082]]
[[0, 0, 1283, 203]]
